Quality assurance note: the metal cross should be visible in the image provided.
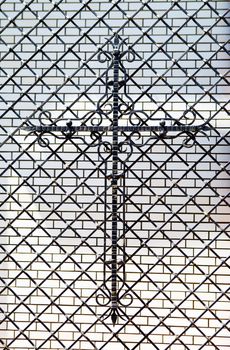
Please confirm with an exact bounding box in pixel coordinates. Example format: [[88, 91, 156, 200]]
[[22, 34, 210, 326]]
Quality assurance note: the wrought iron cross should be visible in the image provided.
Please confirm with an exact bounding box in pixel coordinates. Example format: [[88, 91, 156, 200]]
[[22, 34, 209, 326]]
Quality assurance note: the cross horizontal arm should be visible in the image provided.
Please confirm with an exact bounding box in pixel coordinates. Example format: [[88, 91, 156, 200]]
[[21, 123, 210, 134]]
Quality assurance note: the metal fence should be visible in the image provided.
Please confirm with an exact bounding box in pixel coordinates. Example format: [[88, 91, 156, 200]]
[[0, 1, 229, 349]]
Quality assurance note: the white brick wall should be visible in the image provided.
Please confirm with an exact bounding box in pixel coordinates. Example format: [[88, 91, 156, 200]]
[[0, 0, 230, 349]]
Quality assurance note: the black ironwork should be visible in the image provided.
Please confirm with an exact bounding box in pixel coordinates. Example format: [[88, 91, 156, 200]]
[[22, 34, 210, 326], [0, 1, 229, 349]]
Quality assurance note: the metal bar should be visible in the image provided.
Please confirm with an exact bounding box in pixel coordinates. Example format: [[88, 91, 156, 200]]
[[21, 124, 210, 133], [110, 34, 120, 326]]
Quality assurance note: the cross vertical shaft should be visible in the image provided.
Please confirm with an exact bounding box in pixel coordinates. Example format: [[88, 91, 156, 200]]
[[111, 34, 120, 326]]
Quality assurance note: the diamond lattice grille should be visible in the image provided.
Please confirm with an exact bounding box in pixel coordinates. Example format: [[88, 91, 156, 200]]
[[0, 1, 229, 349]]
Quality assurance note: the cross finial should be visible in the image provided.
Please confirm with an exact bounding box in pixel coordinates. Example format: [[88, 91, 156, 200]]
[[112, 33, 120, 51]]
